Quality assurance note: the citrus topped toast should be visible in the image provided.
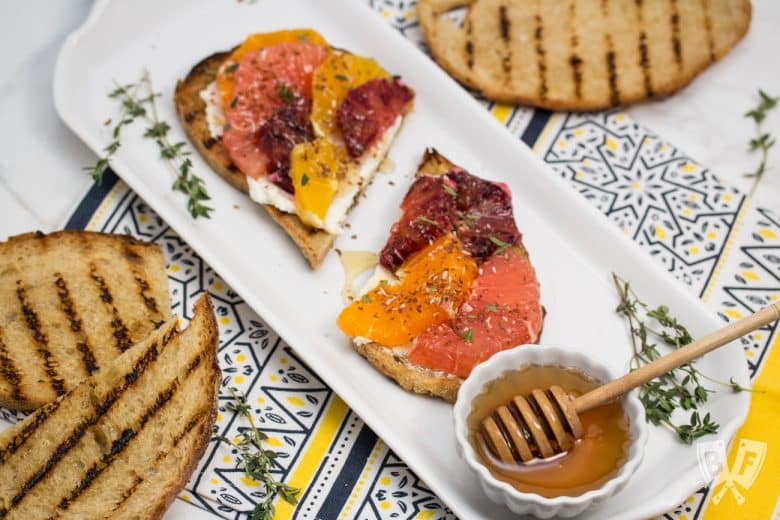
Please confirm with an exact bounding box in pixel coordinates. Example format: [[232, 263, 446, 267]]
[[175, 29, 415, 268], [337, 149, 543, 402]]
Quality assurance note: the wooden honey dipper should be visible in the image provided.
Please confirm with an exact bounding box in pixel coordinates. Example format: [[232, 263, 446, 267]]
[[480, 303, 780, 464]]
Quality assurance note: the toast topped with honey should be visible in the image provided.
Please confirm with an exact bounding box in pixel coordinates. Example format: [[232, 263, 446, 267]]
[[0, 231, 171, 411], [337, 150, 543, 402], [175, 29, 415, 268]]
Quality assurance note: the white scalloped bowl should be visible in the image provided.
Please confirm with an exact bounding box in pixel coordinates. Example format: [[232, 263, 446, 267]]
[[453, 345, 648, 518]]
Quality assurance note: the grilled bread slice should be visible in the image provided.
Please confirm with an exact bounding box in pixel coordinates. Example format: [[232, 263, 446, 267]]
[[418, 0, 751, 110], [349, 149, 538, 402], [0, 294, 219, 519], [0, 231, 171, 411]]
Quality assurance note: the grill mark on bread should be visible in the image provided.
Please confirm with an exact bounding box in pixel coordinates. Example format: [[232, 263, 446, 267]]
[[701, 0, 716, 62], [16, 281, 66, 396], [0, 327, 178, 468], [58, 376, 184, 511], [635, 0, 654, 97], [173, 412, 206, 447], [108, 475, 144, 514], [601, 0, 620, 105], [134, 275, 160, 314], [0, 401, 59, 464], [465, 14, 474, 69], [54, 275, 99, 375], [9, 341, 162, 509], [0, 330, 24, 404], [203, 137, 217, 149], [499, 4, 512, 81], [123, 243, 163, 316], [568, 2, 582, 100], [670, 0, 682, 68], [89, 264, 133, 353], [534, 14, 548, 101], [107, 414, 204, 515]]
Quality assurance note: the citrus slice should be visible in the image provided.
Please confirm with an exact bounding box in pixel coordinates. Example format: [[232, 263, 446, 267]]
[[337, 234, 478, 346], [289, 137, 349, 226], [216, 29, 327, 108], [311, 51, 390, 138], [408, 247, 543, 377], [220, 41, 327, 180]]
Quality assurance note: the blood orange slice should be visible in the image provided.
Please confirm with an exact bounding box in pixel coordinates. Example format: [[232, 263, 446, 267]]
[[408, 246, 543, 377], [338, 77, 414, 157], [337, 234, 478, 347]]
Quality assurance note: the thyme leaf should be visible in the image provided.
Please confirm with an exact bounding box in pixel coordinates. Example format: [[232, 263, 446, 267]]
[[744, 89, 779, 196], [612, 273, 754, 443], [87, 71, 213, 218]]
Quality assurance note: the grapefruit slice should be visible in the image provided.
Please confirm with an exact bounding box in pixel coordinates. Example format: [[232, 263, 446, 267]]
[[407, 246, 543, 377], [216, 29, 327, 108], [220, 41, 328, 180], [337, 234, 478, 346]]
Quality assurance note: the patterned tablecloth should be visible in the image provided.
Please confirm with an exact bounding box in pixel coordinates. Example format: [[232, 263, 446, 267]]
[[7, 2, 777, 519]]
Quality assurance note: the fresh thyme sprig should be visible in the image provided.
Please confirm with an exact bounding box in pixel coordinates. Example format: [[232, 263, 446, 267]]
[[84, 82, 145, 184], [215, 387, 300, 520], [87, 71, 213, 219], [744, 89, 779, 197], [612, 274, 752, 443]]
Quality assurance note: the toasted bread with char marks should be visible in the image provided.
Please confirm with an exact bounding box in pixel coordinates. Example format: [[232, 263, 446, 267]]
[[0, 230, 171, 411], [418, 0, 751, 110], [0, 294, 219, 519]]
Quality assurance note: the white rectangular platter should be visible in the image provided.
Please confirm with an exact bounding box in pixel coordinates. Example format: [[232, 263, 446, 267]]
[[53, 0, 749, 518]]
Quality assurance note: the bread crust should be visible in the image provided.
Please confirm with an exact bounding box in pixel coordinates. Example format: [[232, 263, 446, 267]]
[[354, 341, 462, 402], [136, 295, 219, 520], [418, 0, 752, 111]]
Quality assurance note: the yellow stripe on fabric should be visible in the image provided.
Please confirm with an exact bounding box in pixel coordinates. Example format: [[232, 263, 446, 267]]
[[532, 113, 563, 154], [86, 181, 124, 230], [702, 332, 780, 519], [701, 200, 749, 303], [275, 395, 350, 519], [491, 103, 513, 124]]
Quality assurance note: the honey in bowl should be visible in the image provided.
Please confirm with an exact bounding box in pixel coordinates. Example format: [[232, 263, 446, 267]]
[[467, 364, 632, 498]]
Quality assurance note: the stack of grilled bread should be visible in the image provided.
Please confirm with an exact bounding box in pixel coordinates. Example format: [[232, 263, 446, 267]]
[[0, 230, 219, 519]]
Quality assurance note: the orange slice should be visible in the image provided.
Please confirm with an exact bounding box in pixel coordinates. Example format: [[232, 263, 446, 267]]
[[216, 29, 328, 108], [337, 234, 478, 346], [289, 137, 350, 227], [311, 51, 389, 138]]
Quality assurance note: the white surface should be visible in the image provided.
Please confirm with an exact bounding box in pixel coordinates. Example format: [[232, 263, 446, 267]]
[[51, 1, 750, 519], [453, 346, 648, 518]]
